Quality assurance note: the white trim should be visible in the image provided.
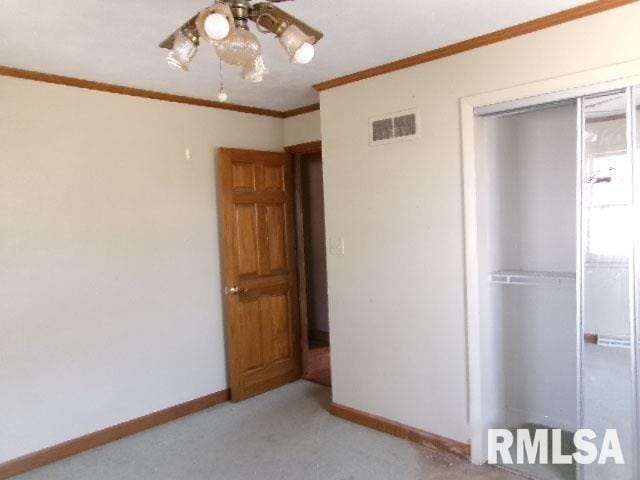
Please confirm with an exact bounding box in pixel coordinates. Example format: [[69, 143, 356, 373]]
[[460, 58, 640, 465]]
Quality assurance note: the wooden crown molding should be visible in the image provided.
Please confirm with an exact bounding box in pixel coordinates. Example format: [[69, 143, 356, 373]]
[[313, 0, 638, 92], [0, 389, 229, 480], [0, 65, 319, 118], [330, 402, 471, 459], [284, 140, 321, 155]]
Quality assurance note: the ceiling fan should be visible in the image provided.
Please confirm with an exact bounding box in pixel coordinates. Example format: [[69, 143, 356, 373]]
[[159, 0, 323, 101]]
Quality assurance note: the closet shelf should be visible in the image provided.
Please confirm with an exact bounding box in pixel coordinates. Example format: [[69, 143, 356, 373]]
[[488, 270, 576, 286]]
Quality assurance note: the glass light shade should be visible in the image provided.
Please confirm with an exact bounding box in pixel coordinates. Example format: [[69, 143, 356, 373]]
[[278, 24, 315, 64], [166, 29, 197, 71], [215, 28, 261, 67], [241, 55, 268, 83], [293, 42, 314, 65], [204, 13, 230, 40]]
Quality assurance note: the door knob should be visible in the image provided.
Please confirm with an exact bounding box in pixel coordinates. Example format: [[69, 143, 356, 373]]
[[225, 286, 248, 295]]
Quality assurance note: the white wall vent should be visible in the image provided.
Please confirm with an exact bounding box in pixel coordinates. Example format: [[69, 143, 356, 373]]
[[369, 109, 420, 146]]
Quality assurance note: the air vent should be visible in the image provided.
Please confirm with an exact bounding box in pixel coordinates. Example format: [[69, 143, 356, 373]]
[[369, 109, 419, 145]]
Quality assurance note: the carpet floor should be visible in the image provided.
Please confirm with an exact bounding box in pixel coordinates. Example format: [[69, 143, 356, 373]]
[[13, 381, 520, 480]]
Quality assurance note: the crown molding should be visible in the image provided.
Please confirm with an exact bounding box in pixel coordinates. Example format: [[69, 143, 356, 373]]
[[0, 65, 321, 118], [313, 0, 638, 92]]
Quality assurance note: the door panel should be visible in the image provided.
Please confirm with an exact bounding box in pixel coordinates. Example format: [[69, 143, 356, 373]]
[[265, 204, 287, 273], [231, 161, 257, 191], [235, 204, 260, 277], [264, 164, 285, 191], [237, 298, 264, 373], [267, 293, 292, 361], [219, 148, 301, 401]]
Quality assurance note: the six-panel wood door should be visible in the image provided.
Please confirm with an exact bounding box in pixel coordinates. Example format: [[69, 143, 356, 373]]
[[218, 148, 301, 401]]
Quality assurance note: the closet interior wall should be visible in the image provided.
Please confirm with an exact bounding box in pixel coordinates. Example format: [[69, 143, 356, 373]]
[[475, 103, 578, 435]]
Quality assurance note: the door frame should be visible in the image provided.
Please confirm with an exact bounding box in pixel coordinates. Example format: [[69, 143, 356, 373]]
[[460, 60, 640, 465], [284, 140, 323, 377]]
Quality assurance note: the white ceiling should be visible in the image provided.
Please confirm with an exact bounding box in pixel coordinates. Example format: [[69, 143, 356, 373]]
[[0, 0, 593, 111]]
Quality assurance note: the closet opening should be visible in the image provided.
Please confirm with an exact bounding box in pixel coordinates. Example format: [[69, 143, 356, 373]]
[[469, 84, 640, 480], [477, 99, 578, 480]]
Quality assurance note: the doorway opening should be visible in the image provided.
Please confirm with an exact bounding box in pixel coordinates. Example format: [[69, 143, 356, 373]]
[[287, 141, 331, 387]]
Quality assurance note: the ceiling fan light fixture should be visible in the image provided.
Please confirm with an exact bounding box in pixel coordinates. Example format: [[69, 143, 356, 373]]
[[161, 1, 323, 88], [166, 29, 199, 71], [278, 24, 315, 64]]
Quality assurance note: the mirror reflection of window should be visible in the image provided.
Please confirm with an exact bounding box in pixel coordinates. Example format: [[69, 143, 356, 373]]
[[583, 95, 631, 261]]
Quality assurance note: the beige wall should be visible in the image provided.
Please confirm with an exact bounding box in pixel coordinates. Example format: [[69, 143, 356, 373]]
[[283, 110, 321, 146], [320, 3, 640, 444], [0, 76, 283, 462]]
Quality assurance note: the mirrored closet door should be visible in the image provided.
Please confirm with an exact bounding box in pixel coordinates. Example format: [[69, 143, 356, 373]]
[[579, 88, 638, 480]]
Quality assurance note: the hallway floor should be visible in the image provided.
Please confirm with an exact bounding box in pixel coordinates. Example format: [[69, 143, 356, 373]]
[[13, 381, 520, 480], [304, 343, 331, 387]]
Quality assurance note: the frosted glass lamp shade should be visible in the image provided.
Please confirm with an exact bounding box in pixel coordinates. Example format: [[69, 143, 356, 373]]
[[241, 55, 268, 83], [204, 13, 230, 40], [278, 24, 315, 64], [166, 29, 198, 71], [216, 29, 261, 66]]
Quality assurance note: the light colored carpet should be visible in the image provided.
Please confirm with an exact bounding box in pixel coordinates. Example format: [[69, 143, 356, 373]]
[[12, 381, 520, 480]]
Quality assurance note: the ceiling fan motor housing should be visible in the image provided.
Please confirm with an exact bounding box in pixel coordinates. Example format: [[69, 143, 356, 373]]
[[225, 0, 251, 29]]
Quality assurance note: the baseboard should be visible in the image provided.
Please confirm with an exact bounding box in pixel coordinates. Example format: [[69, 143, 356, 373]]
[[309, 329, 330, 344], [0, 389, 230, 479], [330, 402, 470, 459]]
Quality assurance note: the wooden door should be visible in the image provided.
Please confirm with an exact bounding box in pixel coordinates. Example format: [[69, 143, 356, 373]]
[[218, 148, 301, 401]]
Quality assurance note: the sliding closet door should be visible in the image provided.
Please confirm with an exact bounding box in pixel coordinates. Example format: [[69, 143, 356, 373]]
[[580, 89, 636, 480]]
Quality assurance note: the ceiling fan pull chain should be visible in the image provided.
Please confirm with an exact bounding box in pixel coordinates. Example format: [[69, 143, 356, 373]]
[[217, 57, 228, 102]]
